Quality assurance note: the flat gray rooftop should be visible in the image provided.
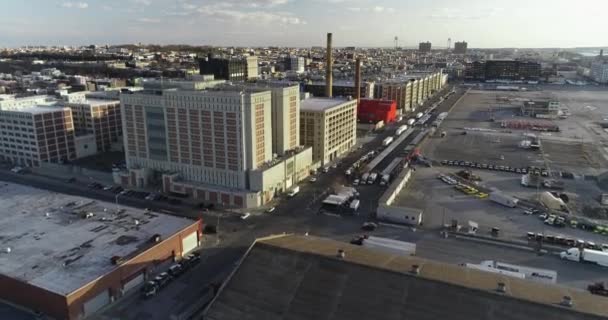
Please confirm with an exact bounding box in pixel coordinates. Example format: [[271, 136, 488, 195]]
[[0, 181, 194, 296], [300, 98, 350, 112], [79, 98, 120, 106]]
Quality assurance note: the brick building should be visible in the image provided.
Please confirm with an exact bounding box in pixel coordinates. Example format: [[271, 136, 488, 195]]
[[0, 182, 202, 320], [0, 105, 76, 167], [357, 99, 397, 124], [66, 99, 122, 152]]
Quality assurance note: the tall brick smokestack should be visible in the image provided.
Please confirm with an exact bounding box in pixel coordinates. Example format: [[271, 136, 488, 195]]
[[326, 33, 333, 98], [355, 57, 361, 104]]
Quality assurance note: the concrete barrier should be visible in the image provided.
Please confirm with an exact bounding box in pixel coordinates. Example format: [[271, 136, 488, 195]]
[[33, 162, 114, 184]]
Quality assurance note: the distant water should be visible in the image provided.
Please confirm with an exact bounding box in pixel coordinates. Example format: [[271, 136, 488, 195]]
[[576, 49, 608, 57]]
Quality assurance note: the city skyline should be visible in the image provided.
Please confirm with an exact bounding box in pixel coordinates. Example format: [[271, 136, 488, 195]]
[[1, 0, 607, 48]]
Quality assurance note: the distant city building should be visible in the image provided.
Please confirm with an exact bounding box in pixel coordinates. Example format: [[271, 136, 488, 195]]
[[246, 56, 259, 80], [118, 82, 312, 208], [287, 56, 306, 73], [590, 60, 608, 84], [0, 104, 76, 166], [419, 42, 432, 53], [304, 81, 374, 99], [0, 95, 56, 110], [465, 60, 541, 81], [300, 98, 357, 165], [199, 54, 258, 81], [357, 99, 397, 124], [454, 41, 468, 54]]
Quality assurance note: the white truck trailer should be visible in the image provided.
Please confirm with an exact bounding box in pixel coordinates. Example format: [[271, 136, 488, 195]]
[[489, 192, 519, 208], [361, 236, 416, 256], [479, 260, 557, 284], [464, 263, 526, 280], [560, 248, 608, 267]]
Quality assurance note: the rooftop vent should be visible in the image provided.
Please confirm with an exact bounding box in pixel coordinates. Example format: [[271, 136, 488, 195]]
[[561, 296, 573, 308], [150, 234, 161, 243], [411, 264, 420, 275], [111, 256, 124, 265], [496, 282, 507, 293], [337, 249, 345, 259]]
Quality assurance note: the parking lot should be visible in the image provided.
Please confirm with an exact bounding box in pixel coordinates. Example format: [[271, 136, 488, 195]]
[[395, 88, 608, 248]]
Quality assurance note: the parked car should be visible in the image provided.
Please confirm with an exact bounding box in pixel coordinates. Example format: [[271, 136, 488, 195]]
[[241, 212, 251, 220], [168, 264, 183, 277], [186, 253, 201, 265], [353, 179, 360, 186], [309, 177, 317, 183], [266, 207, 276, 213], [154, 272, 171, 288], [361, 222, 378, 231], [141, 281, 158, 298]]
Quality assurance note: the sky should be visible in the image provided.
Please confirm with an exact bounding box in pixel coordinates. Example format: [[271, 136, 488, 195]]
[[0, 0, 607, 48]]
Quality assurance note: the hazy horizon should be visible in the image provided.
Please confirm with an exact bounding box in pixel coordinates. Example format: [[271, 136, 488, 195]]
[[1, 0, 607, 48]]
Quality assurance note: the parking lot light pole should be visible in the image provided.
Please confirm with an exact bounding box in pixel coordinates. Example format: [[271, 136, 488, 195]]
[[115, 191, 125, 208]]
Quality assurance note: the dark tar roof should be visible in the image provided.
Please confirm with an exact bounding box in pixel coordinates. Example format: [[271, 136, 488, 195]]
[[202, 235, 608, 320]]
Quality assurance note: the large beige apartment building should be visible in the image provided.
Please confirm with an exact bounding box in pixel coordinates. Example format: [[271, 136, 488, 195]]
[[117, 82, 312, 208], [220, 83, 300, 156], [300, 98, 357, 166], [375, 71, 447, 113]]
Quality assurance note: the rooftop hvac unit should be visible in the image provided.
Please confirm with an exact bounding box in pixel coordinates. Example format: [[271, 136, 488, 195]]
[[111, 256, 124, 265]]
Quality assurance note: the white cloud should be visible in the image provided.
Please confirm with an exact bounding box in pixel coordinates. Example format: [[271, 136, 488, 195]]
[[245, 0, 289, 7], [347, 6, 394, 14], [197, 5, 305, 25], [61, 2, 88, 9], [428, 7, 503, 20], [131, 0, 152, 6], [136, 17, 161, 23]]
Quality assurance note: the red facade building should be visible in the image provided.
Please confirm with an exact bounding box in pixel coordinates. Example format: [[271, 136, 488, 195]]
[[357, 99, 397, 124]]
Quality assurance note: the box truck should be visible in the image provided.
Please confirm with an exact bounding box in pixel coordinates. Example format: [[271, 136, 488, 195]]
[[560, 248, 608, 267]]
